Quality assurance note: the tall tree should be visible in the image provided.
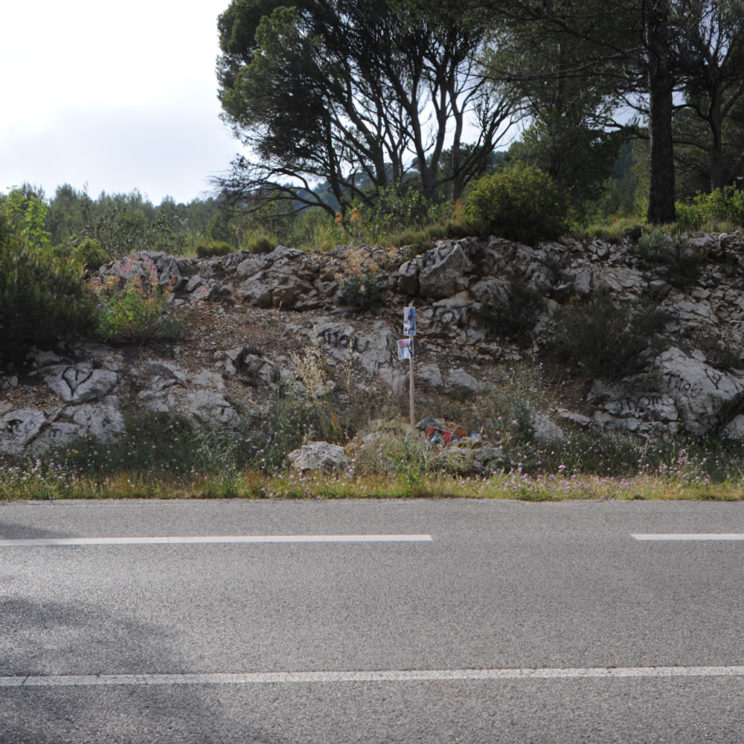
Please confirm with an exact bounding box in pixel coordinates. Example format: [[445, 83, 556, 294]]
[[673, 0, 744, 192], [216, 0, 519, 217], [484, 4, 629, 209], [484, 0, 680, 223]]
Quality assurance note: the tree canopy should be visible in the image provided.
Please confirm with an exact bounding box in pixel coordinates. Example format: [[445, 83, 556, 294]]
[[216, 0, 519, 216]]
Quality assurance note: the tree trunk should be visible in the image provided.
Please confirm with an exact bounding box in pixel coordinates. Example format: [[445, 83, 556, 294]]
[[708, 88, 725, 191], [645, 0, 677, 224]]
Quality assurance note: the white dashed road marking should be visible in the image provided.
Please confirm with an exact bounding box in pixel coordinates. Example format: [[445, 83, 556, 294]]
[[632, 533, 744, 541], [3, 666, 744, 688], [0, 534, 433, 547]]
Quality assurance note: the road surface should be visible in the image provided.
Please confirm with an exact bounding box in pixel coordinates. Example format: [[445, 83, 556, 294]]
[[1, 498, 743, 742]]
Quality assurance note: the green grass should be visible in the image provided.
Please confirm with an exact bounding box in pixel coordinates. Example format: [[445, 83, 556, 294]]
[[2, 461, 743, 501]]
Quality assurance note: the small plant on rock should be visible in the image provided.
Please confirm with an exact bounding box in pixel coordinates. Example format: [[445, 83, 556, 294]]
[[91, 256, 190, 344], [195, 240, 233, 258], [337, 248, 385, 312]]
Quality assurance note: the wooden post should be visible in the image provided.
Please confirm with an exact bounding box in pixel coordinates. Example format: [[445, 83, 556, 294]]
[[409, 353, 415, 429]]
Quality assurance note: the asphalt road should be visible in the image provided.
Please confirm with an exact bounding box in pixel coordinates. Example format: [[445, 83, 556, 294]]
[[1, 499, 743, 743]]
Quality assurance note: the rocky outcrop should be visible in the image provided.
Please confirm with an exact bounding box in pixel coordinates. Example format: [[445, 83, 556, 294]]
[[4, 232, 744, 460]]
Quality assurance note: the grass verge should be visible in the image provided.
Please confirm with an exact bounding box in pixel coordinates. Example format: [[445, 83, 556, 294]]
[[1, 467, 742, 501]]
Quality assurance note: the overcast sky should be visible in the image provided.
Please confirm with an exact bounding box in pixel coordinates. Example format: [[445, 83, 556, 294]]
[[1, 0, 243, 205]]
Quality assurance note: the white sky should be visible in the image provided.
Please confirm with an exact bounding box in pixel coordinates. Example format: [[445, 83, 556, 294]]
[[0, 0, 243, 205]]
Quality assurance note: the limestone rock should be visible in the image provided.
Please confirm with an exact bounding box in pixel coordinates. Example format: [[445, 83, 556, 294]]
[[0, 409, 46, 456], [655, 346, 744, 434], [288, 441, 349, 473], [418, 364, 443, 388], [43, 365, 118, 404], [31, 399, 126, 453], [531, 414, 566, 444], [446, 368, 481, 396], [314, 319, 395, 378], [404, 241, 473, 299]]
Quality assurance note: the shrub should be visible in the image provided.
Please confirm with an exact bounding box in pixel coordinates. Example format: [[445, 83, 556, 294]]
[[676, 186, 744, 231], [0, 235, 94, 367], [465, 163, 569, 244], [633, 228, 705, 288], [543, 293, 669, 380], [90, 257, 186, 344], [339, 271, 385, 311], [195, 240, 233, 258], [477, 278, 546, 345], [246, 235, 276, 254], [72, 237, 109, 271], [695, 332, 742, 371]]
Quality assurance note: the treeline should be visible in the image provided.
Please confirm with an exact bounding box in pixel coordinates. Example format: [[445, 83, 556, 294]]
[[0, 185, 223, 258], [216, 0, 744, 226]]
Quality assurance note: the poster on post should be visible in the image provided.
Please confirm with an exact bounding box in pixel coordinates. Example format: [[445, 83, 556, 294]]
[[403, 306, 416, 337], [397, 338, 414, 360]]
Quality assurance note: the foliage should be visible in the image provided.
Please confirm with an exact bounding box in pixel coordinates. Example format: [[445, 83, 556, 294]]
[[339, 272, 385, 312], [71, 237, 108, 272], [90, 257, 187, 344], [287, 349, 346, 444], [342, 184, 449, 243], [42, 185, 226, 259], [246, 235, 276, 254], [0, 192, 94, 367], [694, 332, 743, 372], [633, 228, 706, 288], [477, 277, 546, 345], [675, 186, 744, 231], [216, 0, 516, 216], [543, 293, 670, 380], [673, 0, 744, 194], [196, 240, 233, 258], [465, 163, 569, 244]]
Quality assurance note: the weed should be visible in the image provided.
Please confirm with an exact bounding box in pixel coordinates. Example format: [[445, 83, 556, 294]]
[[246, 236, 276, 254], [339, 272, 384, 311]]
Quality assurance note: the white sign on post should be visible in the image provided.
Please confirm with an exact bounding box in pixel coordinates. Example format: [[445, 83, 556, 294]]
[[403, 306, 416, 337], [397, 338, 414, 360], [400, 306, 416, 427]]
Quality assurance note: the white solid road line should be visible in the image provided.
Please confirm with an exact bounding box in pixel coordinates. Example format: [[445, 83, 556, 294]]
[[3, 666, 744, 688], [0, 534, 433, 547], [632, 533, 744, 541]]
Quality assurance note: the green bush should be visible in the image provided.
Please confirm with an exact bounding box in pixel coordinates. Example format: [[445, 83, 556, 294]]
[[465, 163, 569, 244], [0, 236, 94, 367], [72, 237, 109, 271], [91, 257, 185, 344], [633, 228, 705, 288], [195, 240, 233, 258], [676, 186, 744, 231], [339, 271, 385, 311], [477, 278, 546, 345], [543, 293, 669, 380], [246, 235, 276, 254]]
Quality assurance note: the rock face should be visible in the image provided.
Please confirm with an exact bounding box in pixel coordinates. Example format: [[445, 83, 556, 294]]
[[5, 232, 744, 461], [656, 347, 744, 434]]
